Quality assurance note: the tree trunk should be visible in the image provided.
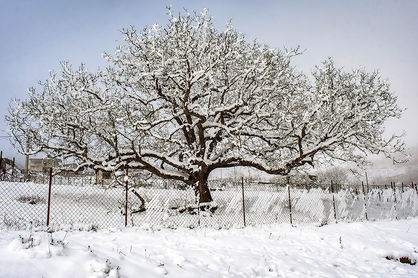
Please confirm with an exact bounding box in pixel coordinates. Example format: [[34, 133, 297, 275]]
[[198, 174, 212, 203], [131, 188, 146, 213]]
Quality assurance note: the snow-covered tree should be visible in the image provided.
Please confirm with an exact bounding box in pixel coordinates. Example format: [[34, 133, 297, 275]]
[[7, 9, 404, 203]]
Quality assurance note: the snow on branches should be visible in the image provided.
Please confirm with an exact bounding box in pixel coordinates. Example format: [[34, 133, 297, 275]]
[[7, 8, 404, 202]]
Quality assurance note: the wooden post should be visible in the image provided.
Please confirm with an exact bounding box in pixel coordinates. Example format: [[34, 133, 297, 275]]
[[125, 168, 129, 227], [47, 168, 53, 227], [241, 177, 246, 227], [361, 181, 368, 221], [288, 184, 293, 225]]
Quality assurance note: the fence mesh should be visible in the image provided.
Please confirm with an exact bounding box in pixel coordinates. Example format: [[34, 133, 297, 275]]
[[0, 172, 417, 231]]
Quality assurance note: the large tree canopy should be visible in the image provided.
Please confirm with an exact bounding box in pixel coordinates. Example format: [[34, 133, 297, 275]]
[[7, 9, 404, 202]]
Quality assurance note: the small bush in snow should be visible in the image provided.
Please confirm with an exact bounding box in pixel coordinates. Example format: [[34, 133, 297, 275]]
[[17, 195, 45, 205]]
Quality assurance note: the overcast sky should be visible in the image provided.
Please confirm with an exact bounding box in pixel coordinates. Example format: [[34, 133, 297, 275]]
[[1, 0, 417, 167]]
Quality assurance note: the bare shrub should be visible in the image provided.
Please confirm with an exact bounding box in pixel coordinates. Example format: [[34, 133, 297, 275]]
[[17, 195, 45, 205]]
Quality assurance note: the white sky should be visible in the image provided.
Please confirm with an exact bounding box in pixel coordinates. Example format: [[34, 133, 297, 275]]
[[1, 0, 417, 168]]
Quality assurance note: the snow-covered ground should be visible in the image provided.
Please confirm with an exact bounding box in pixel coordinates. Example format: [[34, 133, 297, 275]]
[[0, 219, 417, 278]]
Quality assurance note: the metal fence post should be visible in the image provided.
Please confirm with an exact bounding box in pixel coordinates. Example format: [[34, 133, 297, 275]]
[[361, 181, 368, 221], [331, 181, 337, 223], [365, 172, 369, 194], [125, 168, 129, 227], [47, 167, 53, 227], [197, 196, 201, 227], [0, 151, 2, 180], [12, 157, 15, 178], [241, 177, 246, 227], [392, 182, 398, 220], [287, 184, 293, 225]]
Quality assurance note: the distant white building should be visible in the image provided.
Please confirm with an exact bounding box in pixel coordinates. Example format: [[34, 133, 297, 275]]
[[29, 158, 61, 172]]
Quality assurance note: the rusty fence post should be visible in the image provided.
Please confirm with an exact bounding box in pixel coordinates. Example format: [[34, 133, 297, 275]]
[[125, 168, 129, 227], [241, 177, 246, 227], [46, 168, 53, 227], [288, 184, 293, 225]]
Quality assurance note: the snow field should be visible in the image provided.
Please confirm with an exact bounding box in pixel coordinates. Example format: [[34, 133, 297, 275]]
[[0, 219, 417, 277]]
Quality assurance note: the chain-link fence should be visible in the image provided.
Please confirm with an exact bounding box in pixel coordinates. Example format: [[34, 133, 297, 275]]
[[1, 171, 417, 230]]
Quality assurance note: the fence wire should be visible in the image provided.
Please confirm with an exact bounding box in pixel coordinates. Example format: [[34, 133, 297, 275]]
[[0, 173, 417, 230]]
